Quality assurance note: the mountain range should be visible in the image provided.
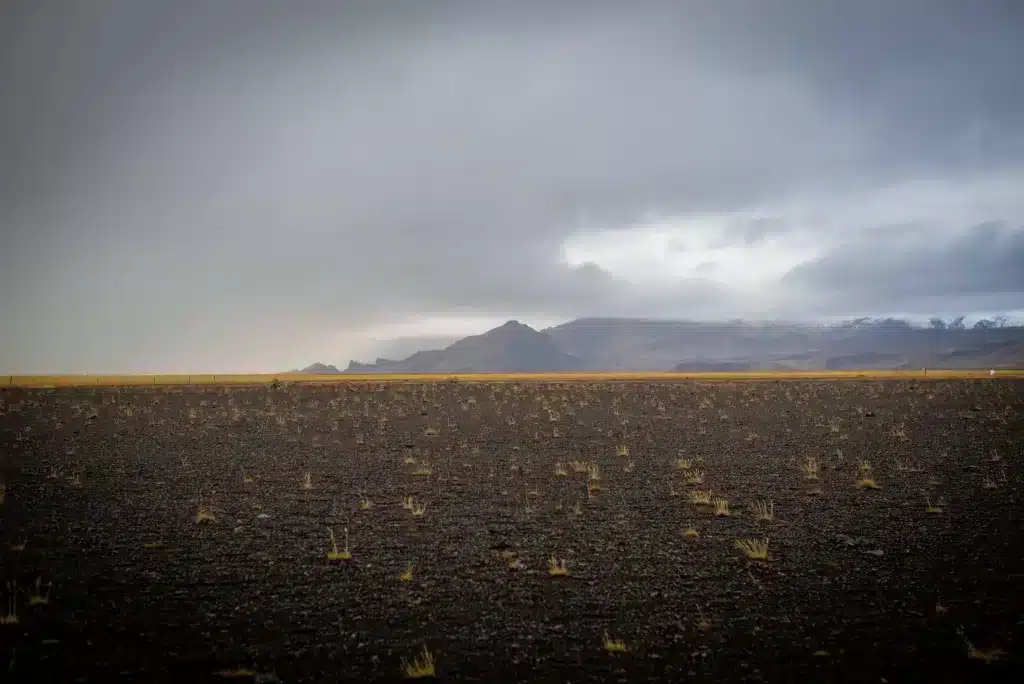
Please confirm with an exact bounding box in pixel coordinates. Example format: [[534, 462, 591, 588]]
[[297, 317, 1024, 374]]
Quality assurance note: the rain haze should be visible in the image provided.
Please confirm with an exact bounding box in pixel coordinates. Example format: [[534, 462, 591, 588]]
[[2, 0, 1023, 373]]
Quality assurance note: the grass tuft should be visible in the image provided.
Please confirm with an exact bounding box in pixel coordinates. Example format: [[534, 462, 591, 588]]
[[327, 526, 352, 562], [194, 506, 216, 524], [402, 646, 437, 678], [750, 500, 774, 521], [690, 490, 712, 506], [603, 631, 628, 653], [548, 557, 569, 577], [735, 538, 770, 560]]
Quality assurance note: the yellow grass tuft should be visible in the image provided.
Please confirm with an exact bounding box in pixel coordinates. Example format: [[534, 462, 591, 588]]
[[735, 538, 769, 560], [750, 500, 774, 521], [684, 528, 699, 538], [194, 506, 216, 524], [28, 577, 51, 606], [411, 461, 433, 477], [2, 581, 18, 625], [548, 557, 569, 577], [617, 445, 630, 458], [689, 490, 712, 506], [216, 669, 257, 678], [856, 475, 880, 489], [327, 526, 352, 562], [301, 471, 313, 490], [400, 564, 414, 583], [959, 628, 1006, 664], [570, 460, 590, 474], [855, 462, 880, 489], [603, 631, 628, 653], [674, 459, 692, 470], [713, 498, 730, 516], [360, 497, 375, 511], [803, 457, 820, 481], [683, 470, 705, 485], [554, 462, 568, 477], [402, 646, 437, 678]]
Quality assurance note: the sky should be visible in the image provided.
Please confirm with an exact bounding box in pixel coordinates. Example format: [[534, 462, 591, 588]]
[[1, 0, 1023, 373]]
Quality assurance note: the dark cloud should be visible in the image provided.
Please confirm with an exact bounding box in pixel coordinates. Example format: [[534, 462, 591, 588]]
[[1, 0, 1022, 371], [781, 221, 1024, 313]]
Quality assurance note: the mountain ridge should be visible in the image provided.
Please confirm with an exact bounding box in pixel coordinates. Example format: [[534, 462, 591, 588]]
[[294, 317, 1024, 373]]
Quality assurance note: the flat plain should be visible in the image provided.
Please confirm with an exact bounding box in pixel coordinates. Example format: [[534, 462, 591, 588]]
[[1, 379, 1021, 682]]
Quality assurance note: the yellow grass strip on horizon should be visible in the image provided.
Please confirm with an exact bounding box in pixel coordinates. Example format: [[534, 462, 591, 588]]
[[3, 369, 1022, 388]]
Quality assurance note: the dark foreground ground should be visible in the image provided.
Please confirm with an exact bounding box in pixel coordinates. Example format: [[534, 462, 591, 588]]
[[1, 380, 1022, 683]]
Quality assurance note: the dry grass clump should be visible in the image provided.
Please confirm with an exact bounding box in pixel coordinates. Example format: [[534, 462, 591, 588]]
[[327, 526, 352, 561], [735, 538, 769, 560], [603, 632, 628, 653], [194, 506, 216, 524], [856, 462, 880, 489], [713, 498, 730, 517], [547, 557, 569, 577], [2, 581, 18, 625], [689, 490, 712, 506], [682, 470, 705, 485], [958, 627, 1006, 664], [803, 457, 820, 481], [402, 646, 437, 678], [750, 500, 774, 521]]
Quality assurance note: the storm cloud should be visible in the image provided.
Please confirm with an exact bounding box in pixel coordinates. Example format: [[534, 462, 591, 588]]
[[1, 0, 1022, 372]]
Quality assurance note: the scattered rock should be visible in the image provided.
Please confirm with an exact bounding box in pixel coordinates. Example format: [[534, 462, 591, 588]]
[[864, 549, 884, 557]]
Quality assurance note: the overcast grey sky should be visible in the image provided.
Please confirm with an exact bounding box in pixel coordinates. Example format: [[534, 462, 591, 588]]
[[2, 0, 1022, 373]]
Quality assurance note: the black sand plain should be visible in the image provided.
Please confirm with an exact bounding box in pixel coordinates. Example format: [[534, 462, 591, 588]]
[[1, 379, 1021, 682]]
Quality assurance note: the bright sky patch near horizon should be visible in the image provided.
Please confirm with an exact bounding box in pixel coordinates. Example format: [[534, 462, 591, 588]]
[[1, 1, 1022, 373]]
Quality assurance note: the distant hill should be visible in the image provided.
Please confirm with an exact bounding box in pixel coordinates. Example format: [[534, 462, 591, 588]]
[[296, 362, 342, 374], [313, 317, 1024, 373], [545, 317, 1024, 371], [343, 320, 584, 373]]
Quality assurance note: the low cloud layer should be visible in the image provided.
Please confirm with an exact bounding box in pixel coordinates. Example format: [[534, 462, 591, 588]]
[[2, 0, 1022, 372]]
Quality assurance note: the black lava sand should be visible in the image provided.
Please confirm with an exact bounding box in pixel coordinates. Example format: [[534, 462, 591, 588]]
[[1, 380, 1022, 683]]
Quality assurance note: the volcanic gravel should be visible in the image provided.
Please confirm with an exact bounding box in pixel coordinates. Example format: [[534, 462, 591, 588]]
[[1, 379, 1022, 683]]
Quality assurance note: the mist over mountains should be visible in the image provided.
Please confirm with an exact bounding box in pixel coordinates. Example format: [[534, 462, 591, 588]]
[[299, 316, 1024, 374]]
